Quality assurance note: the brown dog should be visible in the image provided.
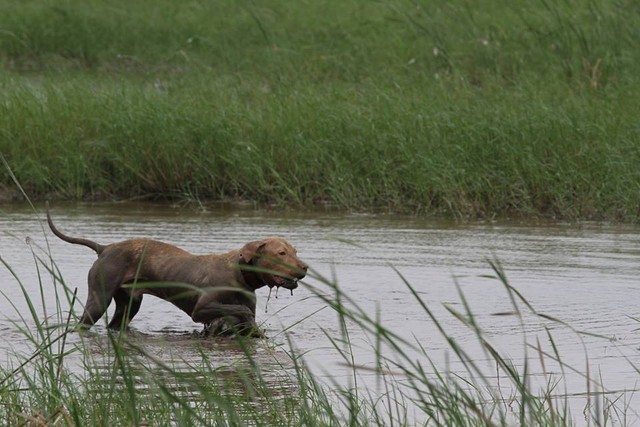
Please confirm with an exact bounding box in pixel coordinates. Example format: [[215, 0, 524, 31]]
[[46, 206, 308, 337]]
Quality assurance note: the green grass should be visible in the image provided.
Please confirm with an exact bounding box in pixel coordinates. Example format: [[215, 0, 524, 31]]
[[1, 215, 635, 426], [1, 0, 640, 220]]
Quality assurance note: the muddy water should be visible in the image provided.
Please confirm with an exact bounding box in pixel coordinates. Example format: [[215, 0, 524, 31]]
[[2, 202, 640, 420]]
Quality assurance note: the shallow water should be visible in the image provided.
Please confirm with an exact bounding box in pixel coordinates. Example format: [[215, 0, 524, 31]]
[[2, 202, 640, 422]]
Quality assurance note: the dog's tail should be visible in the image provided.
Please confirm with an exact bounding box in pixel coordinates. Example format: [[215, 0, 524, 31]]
[[46, 202, 106, 255]]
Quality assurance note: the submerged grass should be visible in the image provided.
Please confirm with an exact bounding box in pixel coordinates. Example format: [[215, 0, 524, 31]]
[[0, 0, 639, 219], [2, 204, 639, 425]]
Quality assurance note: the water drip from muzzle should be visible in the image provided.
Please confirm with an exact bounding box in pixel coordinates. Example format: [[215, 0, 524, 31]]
[[264, 284, 294, 313], [265, 287, 273, 313]]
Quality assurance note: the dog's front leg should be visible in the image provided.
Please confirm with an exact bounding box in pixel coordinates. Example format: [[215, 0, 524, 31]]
[[192, 298, 263, 337]]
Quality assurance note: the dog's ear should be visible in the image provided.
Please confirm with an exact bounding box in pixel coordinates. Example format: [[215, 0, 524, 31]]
[[239, 240, 266, 264]]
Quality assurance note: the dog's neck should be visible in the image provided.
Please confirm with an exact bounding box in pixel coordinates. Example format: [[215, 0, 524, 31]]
[[239, 259, 267, 290], [241, 270, 265, 290]]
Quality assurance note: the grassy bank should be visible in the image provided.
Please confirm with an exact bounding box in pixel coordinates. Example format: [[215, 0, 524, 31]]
[[1, 0, 639, 220]]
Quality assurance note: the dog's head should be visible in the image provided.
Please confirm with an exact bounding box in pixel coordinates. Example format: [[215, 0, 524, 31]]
[[239, 237, 308, 290]]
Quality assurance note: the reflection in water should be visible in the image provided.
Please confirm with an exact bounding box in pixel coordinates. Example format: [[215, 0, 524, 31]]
[[2, 202, 640, 421]]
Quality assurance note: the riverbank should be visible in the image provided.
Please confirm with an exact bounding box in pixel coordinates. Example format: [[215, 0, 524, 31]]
[[1, 0, 639, 220]]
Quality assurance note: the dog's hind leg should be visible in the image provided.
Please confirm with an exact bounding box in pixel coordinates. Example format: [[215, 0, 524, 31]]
[[79, 294, 112, 328], [78, 264, 122, 328], [108, 289, 143, 330]]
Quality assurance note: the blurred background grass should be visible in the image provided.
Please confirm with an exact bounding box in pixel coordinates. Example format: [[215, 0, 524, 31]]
[[1, 0, 639, 219]]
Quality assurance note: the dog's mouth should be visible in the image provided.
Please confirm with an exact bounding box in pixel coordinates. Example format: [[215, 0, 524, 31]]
[[269, 276, 299, 291]]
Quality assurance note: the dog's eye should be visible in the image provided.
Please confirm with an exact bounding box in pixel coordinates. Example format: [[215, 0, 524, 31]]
[[279, 251, 286, 256]]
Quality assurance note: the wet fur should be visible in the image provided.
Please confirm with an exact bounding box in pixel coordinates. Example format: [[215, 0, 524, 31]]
[[46, 204, 308, 337]]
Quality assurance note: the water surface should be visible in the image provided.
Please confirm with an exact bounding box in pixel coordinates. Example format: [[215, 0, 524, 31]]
[[2, 202, 640, 422]]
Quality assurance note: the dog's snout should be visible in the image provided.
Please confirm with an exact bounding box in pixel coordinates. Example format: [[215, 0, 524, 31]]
[[291, 260, 308, 280]]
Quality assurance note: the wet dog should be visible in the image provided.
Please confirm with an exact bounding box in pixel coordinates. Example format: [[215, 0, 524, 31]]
[[46, 205, 308, 337]]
